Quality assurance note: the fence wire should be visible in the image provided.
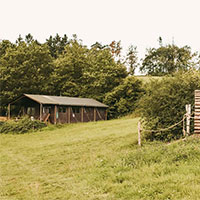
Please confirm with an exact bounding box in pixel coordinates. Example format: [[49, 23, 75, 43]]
[[141, 111, 194, 133]]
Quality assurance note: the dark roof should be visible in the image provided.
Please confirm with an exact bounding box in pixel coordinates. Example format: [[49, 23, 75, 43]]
[[21, 94, 108, 108]]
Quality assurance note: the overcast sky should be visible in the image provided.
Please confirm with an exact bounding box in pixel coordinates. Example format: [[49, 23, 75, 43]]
[[1, 0, 200, 60]]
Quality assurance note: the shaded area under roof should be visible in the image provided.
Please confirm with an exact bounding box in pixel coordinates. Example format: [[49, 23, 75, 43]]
[[18, 94, 108, 108]]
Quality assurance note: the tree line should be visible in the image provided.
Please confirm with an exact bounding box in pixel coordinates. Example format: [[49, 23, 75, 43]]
[[0, 34, 199, 118]]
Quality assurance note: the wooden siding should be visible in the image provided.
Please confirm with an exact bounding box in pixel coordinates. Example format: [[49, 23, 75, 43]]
[[9, 96, 107, 124], [195, 90, 200, 133]]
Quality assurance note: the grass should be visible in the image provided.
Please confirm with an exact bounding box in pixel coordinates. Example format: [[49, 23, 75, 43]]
[[136, 75, 162, 83], [1, 117, 200, 199]]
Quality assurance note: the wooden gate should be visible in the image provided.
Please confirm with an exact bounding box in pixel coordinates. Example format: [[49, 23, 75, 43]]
[[194, 90, 200, 133]]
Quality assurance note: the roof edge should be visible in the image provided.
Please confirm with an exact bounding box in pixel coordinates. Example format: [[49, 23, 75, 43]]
[[9, 94, 109, 108]]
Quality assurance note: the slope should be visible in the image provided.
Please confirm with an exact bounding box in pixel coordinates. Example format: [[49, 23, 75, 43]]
[[1, 117, 200, 200]]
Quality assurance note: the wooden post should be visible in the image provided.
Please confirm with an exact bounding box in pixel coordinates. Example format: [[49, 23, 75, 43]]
[[185, 104, 191, 136], [8, 104, 11, 120], [54, 105, 57, 124], [183, 115, 186, 137], [68, 107, 71, 123], [22, 106, 25, 116], [40, 103, 43, 121], [138, 121, 141, 146], [105, 110, 108, 120], [94, 108, 96, 121], [81, 107, 84, 122]]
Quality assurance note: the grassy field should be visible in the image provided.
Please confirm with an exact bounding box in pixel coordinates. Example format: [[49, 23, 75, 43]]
[[136, 75, 162, 83], [1, 118, 200, 200]]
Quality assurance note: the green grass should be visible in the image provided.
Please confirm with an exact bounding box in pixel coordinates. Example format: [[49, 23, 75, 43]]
[[136, 75, 162, 83], [1, 117, 200, 199]]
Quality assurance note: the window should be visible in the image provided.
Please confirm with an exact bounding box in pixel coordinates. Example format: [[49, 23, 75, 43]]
[[27, 107, 35, 115], [72, 107, 80, 114], [58, 106, 66, 113], [43, 106, 51, 114]]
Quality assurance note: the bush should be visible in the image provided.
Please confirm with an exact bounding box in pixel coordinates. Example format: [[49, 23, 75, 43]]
[[104, 76, 144, 119], [138, 70, 200, 141], [0, 117, 47, 134]]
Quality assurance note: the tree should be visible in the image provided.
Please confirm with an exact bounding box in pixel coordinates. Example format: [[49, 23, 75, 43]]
[[104, 76, 143, 119], [46, 34, 68, 58], [126, 45, 138, 75], [140, 44, 198, 76], [91, 42, 108, 50], [0, 40, 15, 58], [82, 44, 127, 101], [0, 38, 53, 114], [51, 38, 89, 97], [52, 38, 128, 101], [109, 40, 123, 63]]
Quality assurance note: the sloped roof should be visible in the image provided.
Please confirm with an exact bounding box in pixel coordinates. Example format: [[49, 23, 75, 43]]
[[22, 94, 108, 108]]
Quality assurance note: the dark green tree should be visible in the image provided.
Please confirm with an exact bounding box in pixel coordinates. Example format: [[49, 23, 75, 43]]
[[0, 40, 15, 57], [46, 34, 68, 58], [83, 45, 128, 101], [104, 76, 143, 119], [52, 38, 128, 101], [0, 38, 53, 113], [51, 38, 89, 97], [140, 44, 198, 75]]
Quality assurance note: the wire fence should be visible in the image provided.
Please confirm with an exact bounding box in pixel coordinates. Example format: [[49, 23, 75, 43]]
[[138, 107, 195, 146]]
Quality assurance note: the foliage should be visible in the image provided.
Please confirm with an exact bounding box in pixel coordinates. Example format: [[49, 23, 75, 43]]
[[0, 36, 53, 111], [51, 38, 89, 97], [46, 33, 69, 58], [126, 45, 138, 75], [109, 40, 122, 63], [83, 45, 128, 101], [138, 70, 200, 141], [52, 38, 128, 101], [0, 117, 46, 134], [0, 35, 128, 116], [140, 44, 198, 75], [104, 76, 143, 119]]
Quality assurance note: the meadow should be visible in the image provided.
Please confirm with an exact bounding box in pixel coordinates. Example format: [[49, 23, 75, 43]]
[[136, 75, 162, 83], [1, 117, 200, 200]]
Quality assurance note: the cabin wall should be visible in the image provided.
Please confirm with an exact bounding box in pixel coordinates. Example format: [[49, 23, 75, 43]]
[[42, 105, 54, 123], [96, 108, 106, 121], [55, 106, 107, 124], [10, 95, 107, 124], [57, 106, 68, 124], [13, 97, 40, 120], [83, 107, 94, 122]]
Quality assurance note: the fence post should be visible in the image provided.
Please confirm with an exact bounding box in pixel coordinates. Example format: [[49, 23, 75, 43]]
[[138, 121, 141, 146], [8, 103, 11, 120], [185, 104, 191, 136], [183, 114, 186, 137]]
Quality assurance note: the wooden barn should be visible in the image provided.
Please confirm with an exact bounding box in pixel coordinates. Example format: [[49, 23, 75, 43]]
[[8, 94, 108, 124]]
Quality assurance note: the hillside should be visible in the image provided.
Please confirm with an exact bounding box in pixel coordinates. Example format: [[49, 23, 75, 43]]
[[136, 75, 162, 83], [1, 118, 200, 200]]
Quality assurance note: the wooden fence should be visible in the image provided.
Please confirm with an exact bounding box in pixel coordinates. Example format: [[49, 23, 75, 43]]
[[194, 90, 200, 133]]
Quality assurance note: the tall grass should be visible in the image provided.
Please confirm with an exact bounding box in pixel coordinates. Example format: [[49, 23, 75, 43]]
[[1, 118, 200, 199]]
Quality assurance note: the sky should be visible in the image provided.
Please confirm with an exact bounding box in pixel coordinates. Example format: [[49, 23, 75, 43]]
[[1, 0, 200, 65]]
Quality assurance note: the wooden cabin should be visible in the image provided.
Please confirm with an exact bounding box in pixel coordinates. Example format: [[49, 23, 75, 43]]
[[8, 94, 108, 124]]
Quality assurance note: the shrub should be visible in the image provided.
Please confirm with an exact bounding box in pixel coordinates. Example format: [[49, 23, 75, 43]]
[[104, 76, 144, 119], [138, 70, 200, 141], [0, 117, 47, 134]]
